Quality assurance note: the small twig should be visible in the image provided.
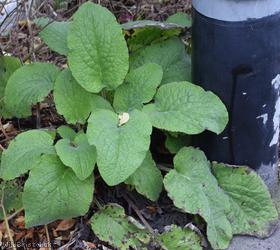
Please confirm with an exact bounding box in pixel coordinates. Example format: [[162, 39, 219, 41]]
[[1, 185, 16, 250], [0, 1, 20, 32], [22, 43, 44, 62], [44, 224, 51, 250], [122, 193, 154, 235], [0, 0, 8, 14], [25, 1, 35, 62], [24, 1, 42, 128], [58, 228, 80, 250], [0, 117, 9, 140], [0, 143, 5, 151], [7, 207, 24, 221], [2, 205, 16, 250], [186, 222, 208, 248], [93, 197, 103, 210], [58, 237, 76, 250]]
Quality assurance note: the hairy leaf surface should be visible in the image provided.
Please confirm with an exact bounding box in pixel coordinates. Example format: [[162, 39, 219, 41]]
[[166, 12, 192, 27], [127, 28, 164, 51], [157, 225, 202, 250], [4, 63, 60, 117], [0, 181, 22, 219], [0, 56, 21, 115], [36, 18, 70, 55], [164, 147, 232, 249], [57, 125, 77, 141], [68, 2, 129, 93], [91, 204, 151, 250], [130, 38, 191, 84], [23, 155, 93, 227], [113, 63, 163, 112], [87, 109, 152, 186], [213, 163, 279, 238], [0, 130, 55, 180], [144, 82, 228, 135], [54, 69, 93, 124], [90, 94, 114, 113], [55, 133, 97, 180], [125, 152, 163, 201]]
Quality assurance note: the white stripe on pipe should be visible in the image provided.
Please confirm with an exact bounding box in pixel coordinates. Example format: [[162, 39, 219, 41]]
[[192, 0, 280, 22]]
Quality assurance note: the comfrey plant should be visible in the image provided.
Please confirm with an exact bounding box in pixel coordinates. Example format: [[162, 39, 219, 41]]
[[0, 2, 278, 249]]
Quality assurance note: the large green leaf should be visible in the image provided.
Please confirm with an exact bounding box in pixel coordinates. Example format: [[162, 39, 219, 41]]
[[0, 56, 21, 115], [23, 155, 94, 227], [0, 130, 55, 180], [36, 18, 70, 56], [130, 38, 191, 84], [143, 82, 228, 135], [157, 225, 202, 250], [91, 204, 151, 250], [54, 69, 113, 123], [67, 2, 129, 93], [55, 133, 97, 180], [164, 147, 232, 250], [4, 63, 60, 117], [54, 69, 93, 124], [125, 151, 163, 201], [212, 163, 279, 238], [87, 109, 152, 186], [113, 63, 163, 112]]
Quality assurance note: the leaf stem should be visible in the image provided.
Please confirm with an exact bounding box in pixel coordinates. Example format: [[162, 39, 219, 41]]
[[93, 197, 103, 210], [122, 193, 154, 235], [157, 164, 171, 172], [36, 103, 41, 129]]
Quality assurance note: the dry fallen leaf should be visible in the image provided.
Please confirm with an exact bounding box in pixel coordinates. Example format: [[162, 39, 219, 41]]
[[55, 219, 76, 231], [15, 230, 26, 241], [118, 112, 130, 126], [0, 222, 6, 233], [4, 228, 14, 239], [25, 228, 35, 239], [40, 103, 50, 109], [14, 216, 25, 229], [2, 122, 14, 132], [83, 240, 96, 249], [52, 228, 58, 238]]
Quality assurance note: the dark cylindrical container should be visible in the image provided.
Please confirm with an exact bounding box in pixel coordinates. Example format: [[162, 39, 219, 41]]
[[192, 0, 280, 193]]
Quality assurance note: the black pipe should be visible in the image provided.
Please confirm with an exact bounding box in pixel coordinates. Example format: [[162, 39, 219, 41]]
[[192, 2, 280, 193]]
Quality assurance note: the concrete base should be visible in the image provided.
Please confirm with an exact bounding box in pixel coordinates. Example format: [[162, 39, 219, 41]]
[[227, 224, 280, 250]]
